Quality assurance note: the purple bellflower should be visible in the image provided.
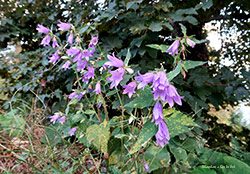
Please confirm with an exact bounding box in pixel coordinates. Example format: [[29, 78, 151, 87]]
[[61, 61, 71, 70], [67, 33, 74, 44], [135, 72, 154, 89], [94, 82, 101, 94], [165, 84, 183, 107], [68, 127, 77, 136], [57, 21, 71, 31], [82, 49, 91, 61], [49, 51, 60, 64], [144, 163, 150, 172], [122, 82, 137, 98], [104, 53, 124, 68], [76, 92, 84, 101], [90, 36, 98, 45], [68, 92, 78, 99], [52, 37, 59, 48], [49, 113, 60, 124], [152, 71, 169, 101], [166, 39, 180, 56], [107, 67, 125, 89], [67, 47, 80, 57], [77, 60, 87, 71], [41, 35, 51, 47], [155, 119, 170, 147], [186, 38, 196, 48], [82, 66, 95, 83], [36, 24, 50, 34], [151, 101, 164, 124], [88, 43, 95, 55], [58, 116, 66, 124]]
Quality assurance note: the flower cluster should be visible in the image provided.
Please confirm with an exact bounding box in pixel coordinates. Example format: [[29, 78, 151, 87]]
[[166, 38, 196, 56], [135, 70, 183, 147], [49, 113, 66, 124]]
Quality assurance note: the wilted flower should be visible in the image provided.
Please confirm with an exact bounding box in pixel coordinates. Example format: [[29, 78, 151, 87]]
[[61, 60, 71, 70], [57, 21, 71, 31], [135, 72, 154, 89], [166, 39, 180, 56], [186, 38, 196, 48], [49, 51, 60, 64], [90, 36, 98, 45], [122, 81, 137, 98], [107, 67, 125, 89], [94, 82, 101, 94], [104, 53, 124, 68], [67, 47, 80, 57], [68, 127, 77, 136], [151, 101, 163, 124], [49, 113, 60, 124], [36, 24, 50, 34], [58, 116, 66, 124], [67, 33, 74, 44], [144, 163, 150, 172], [52, 37, 59, 48], [82, 66, 95, 83], [77, 60, 87, 71], [155, 119, 170, 147], [41, 35, 51, 47]]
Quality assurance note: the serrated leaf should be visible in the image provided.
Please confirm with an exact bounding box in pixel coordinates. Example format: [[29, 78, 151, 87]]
[[145, 145, 170, 171], [182, 60, 206, 71], [124, 86, 154, 108], [86, 122, 110, 153], [129, 121, 157, 154], [164, 108, 198, 137], [166, 61, 182, 81]]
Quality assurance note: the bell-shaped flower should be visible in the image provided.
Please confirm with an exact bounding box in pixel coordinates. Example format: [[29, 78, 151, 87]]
[[68, 127, 77, 136], [77, 60, 87, 71], [36, 24, 50, 34], [94, 82, 101, 94], [155, 119, 170, 147], [152, 71, 169, 101], [67, 47, 80, 57], [122, 81, 137, 98], [135, 72, 154, 89], [186, 38, 196, 48], [82, 66, 95, 83], [57, 21, 71, 31], [166, 39, 180, 56], [82, 49, 91, 61], [52, 37, 59, 48], [49, 113, 60, 124], [107, 67, 125, 89], [41, 35, 51, 47], [58, 116, 66, 124], [49, 51, 60, 64], [104, 53, 124, 68], [67, 33, 74, 44], [164, 84, 183, 107], [68, 92, 77, 99], [61, 60, 71, 70], [90, 36, 98, 45], [144, 163, 150, 172], [151, 101, 163, 124]]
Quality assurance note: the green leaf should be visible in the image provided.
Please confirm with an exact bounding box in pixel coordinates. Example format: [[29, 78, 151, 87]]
[[146, 44, 169, 53], [222, 156, 250, 174], [124, 48, 131, 66], [106, 90, 116, 97], [145, 145, 170, 171], [164, 108, 198, 137], [169, 145, 188, 162], [129, 121, 157, 154], [124, 86, 154, 109], [202, 0, 213, 11], [179, 23, 187, 35], [149, 22, 163, 32], [182, 60, 206, 71], [166, 61, 182, 81], [86, 121, 110, 153], [84, 110, 95, 115]]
